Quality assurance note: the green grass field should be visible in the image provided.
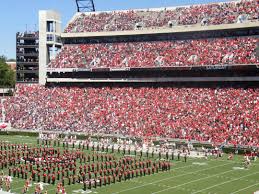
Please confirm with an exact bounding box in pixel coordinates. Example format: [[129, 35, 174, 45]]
[[0, 135, 259, 194]]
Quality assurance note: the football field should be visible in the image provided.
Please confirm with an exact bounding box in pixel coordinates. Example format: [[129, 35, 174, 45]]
[[0, 135, 259, 194]]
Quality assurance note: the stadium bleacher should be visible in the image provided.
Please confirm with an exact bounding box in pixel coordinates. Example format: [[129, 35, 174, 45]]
[[2, 84, 259, 147], [1, 1, 259, 194], [64, 0, 258, 33], [49, 37, 258, 69], [1, 0, 259, 148]]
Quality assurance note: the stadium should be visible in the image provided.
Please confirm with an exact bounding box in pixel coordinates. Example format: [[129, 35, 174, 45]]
[[0, 0, 259, 193]]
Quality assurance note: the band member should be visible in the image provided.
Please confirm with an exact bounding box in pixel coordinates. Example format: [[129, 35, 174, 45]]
[[177, 151, 181, 161], [184, 153, 187, 163], [228, 153, 233, 160]]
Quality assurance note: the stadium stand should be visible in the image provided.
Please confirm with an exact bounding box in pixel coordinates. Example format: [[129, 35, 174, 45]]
[[2, 84, 259, 147], [1, 0, 259, 149], [48, 37, 258, 69], [64, 0, 258, 33]]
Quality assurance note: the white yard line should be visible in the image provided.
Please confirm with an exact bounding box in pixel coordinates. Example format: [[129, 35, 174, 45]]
[[113, 162, 232, 194], [230, 182, 259, 194], [151, 169, 235, 194], [192, 171, 259, 194]]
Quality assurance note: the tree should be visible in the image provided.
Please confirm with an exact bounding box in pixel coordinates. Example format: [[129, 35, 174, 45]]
[[0, 55, 7, 63], [0, 55, 15, 88], [7, 58, 16, 62]]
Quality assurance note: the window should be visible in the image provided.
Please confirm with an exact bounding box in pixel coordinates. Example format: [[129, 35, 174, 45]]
[[47, 34, 54, 41], [47, 21, 54, 32]]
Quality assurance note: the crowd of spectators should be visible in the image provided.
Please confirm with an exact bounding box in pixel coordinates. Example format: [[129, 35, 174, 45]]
[[49, 37, 258, 69], [64, 0, 258, 33], [1, 84, 259, 147]]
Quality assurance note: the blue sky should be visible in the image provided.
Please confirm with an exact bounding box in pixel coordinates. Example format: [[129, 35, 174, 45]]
[[0, 0, 229, 59]]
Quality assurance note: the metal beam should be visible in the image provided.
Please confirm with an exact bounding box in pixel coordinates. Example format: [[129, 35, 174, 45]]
[[76, 0, 95, 12], [47, 77, 259, 83]]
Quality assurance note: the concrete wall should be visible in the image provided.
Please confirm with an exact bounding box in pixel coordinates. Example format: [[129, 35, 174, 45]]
[[62, 21, 259, 38], [39, 10, 62, 85]]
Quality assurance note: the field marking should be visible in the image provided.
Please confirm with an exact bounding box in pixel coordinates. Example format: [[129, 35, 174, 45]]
[[192, 171, 259, 194], [230, 182, 259, 194], [7, 157, 203, 192], [113, 161, 233, 194], [1, 136, 36, 142], [151, 169, 235, 194], [7, 148, 200, 191], [11, 181, 52, 192], [4, 135, 257, 194]]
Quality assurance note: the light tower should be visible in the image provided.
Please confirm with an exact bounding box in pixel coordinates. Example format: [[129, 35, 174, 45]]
[[76, 0, 95, 12]]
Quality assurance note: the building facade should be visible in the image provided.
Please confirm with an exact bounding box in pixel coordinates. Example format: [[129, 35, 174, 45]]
[[16, 31, 39, 83]]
